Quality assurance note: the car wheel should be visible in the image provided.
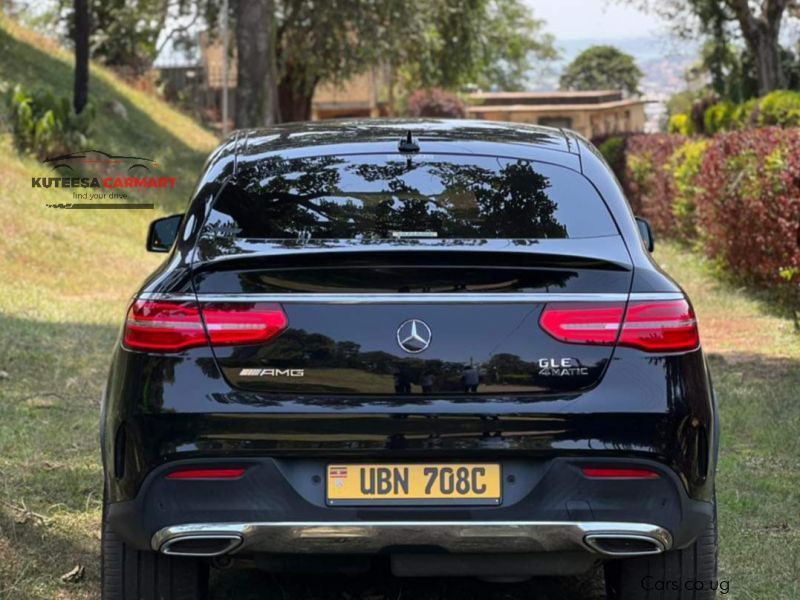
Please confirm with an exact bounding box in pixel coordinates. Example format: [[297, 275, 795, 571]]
[[101, 504, 209, 599], [605, 497, 718, 600]]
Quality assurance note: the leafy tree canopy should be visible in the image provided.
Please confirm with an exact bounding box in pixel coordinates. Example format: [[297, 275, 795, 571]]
[[236, 0, 557, 120], [61, 0, 207, 74], [616, 0, 797, 95], [399, 0, 557, 92], [559, 45, 643, 95]]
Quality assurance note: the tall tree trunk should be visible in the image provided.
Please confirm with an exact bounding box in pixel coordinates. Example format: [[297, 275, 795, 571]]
[[751, 29, 783, 94], [727, 0, 789, 95], [264, 0, 280, 124], [234, 0, 278, 128], [277, 66, 316, 122], [73, 0, 89, 114]]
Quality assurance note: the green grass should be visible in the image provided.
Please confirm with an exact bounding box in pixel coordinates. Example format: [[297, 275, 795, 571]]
[[0, 15, 215, 599], [0, 16, 798, 599], [656, 244, 800, 599]]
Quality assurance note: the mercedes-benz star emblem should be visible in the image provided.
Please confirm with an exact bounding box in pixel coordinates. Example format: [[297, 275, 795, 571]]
[[396, 319, 432, 354]]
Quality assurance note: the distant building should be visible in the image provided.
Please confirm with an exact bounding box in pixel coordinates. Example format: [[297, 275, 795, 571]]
[[311, 67, 390, 120], [153, 32, 236, 125], [466, 90, 648, 138]]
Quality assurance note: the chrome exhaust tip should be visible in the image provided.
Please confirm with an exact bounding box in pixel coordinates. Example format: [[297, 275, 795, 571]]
[[584, 533, 666, 557], [160, 533, 243, 557]]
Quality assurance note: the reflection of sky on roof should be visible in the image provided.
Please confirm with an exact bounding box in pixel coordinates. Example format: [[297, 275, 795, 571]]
[[397, 166, 445, 196]]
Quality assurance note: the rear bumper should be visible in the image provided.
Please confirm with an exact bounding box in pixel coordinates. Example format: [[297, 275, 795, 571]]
[[151, 520, 671, 557], [107, 456, 713, 557]]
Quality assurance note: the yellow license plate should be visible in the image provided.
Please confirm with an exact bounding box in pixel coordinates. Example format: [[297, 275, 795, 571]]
[[326, 463, 502, 505]]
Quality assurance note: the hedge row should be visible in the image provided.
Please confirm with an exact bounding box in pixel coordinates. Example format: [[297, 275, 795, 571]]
[[610, 128, 800, 292], [668, 90, 800, 136]]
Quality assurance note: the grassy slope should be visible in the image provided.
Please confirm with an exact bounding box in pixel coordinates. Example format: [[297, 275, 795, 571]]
[[0, 15, 216, 599], [0, 16, 798, 599]]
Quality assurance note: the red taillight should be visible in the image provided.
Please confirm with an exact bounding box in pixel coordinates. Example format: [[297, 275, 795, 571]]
[[123, 300, 287, 352], [581, 467, 660, 479], [166, 467, 246, 480], [539, 299, 698, 353], [539, 302, 625, 346], [201, 303, 288, 346], [124, 301, 207, 351], [618, 300, 699, 352]]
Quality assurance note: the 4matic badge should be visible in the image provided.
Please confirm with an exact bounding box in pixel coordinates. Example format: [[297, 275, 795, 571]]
[[538, 358, 589, 377]]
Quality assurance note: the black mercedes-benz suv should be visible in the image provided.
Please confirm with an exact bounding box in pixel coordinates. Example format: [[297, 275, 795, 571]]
[[101, 119, 718, 599]]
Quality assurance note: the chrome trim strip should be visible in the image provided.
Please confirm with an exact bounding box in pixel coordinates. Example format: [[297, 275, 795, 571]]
[[137, 293, 198, 302], [152, 521, 672, 557], [137, 292, 685, 304]]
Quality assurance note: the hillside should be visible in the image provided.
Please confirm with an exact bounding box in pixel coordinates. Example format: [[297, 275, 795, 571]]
[[0, 15, 216, 599]]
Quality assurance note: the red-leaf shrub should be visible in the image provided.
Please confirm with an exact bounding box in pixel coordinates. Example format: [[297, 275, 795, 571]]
[[405, 88, 466, 119], [623, 134, 686, 234], [695, 128, 800, 286]]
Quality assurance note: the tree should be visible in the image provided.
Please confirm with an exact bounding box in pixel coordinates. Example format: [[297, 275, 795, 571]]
[[620, 0, 797, 95], [62, 0, 213, 75], [478, 0, 557, 91], [236, 0, 555, 123], [560, 46, 643, 95], [73, 0, 89, 114], [233, 0, 278, 127], [272, 0, 421, 122], [397, 0, 556, 92], [727, 0, 792, 93], [61, 0, 167, 74], [215, 0, 556, 123]]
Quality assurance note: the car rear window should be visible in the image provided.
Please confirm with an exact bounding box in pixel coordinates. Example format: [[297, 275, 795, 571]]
[[204, 154, 618, 241]]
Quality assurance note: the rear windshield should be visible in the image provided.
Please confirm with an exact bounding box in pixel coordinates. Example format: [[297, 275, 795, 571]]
[[204, 154, 618, 241]]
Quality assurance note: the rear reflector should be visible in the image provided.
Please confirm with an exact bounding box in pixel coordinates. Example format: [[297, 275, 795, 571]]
[[123, 300, 287, 352], [166, 468, 247, 480], [539, 299, 698, 353], [581, 467, 660, 479]]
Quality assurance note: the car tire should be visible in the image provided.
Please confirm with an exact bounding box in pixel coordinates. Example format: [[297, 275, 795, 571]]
[[605, 499, 718, 600], [101, 507, 209, 600]]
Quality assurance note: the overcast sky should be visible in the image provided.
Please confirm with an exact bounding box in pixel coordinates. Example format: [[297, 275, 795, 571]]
[[524, 0, 666, 40]]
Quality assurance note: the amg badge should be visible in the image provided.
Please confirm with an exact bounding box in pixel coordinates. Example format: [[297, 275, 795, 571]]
[[239, 368, 305, 377]]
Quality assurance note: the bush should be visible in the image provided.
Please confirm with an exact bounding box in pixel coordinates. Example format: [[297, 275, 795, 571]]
[[405, 88, 466, 118], [704, 101, 736, 134], [670, 91, 800, 136], [6, 85, 94, 158], [623, 134, 686, 234], [757, 90, 800, 127], [596, 135, 627, 183], [668, 113, 694, 136], [732, 98, 758, 129], [621, 128, 800, 314], [694, 128, 800, 290], [669, 139, 708, 239]]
